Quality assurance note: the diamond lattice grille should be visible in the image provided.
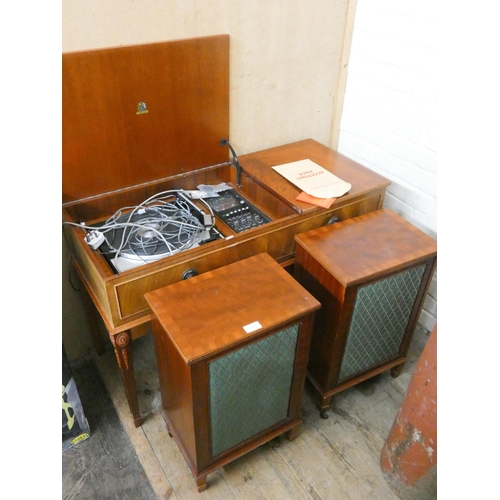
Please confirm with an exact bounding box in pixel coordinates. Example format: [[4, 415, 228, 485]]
[[208, 324, 299, 457], [339, 265, 425, 381]]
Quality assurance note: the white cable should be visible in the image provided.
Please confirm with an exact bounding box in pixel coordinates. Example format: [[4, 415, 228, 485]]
[[62, 191, 214, 262]]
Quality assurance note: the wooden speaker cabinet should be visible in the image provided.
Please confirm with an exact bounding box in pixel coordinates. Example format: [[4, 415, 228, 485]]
[[294, 209, 437, 418], [144, 253, 320, 491]]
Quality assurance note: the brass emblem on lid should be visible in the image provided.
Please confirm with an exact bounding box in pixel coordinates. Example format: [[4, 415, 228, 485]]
[[136, 101, 148, 115]]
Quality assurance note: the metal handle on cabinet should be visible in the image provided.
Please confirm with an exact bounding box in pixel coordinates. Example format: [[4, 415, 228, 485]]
[[181, 269, 199, 280]]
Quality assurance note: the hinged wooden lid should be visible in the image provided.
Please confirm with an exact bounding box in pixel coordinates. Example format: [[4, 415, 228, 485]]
[[62, 35, 230, 203]]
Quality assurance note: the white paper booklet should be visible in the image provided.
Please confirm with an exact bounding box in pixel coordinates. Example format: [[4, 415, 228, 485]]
[[272, 159, 351, 199]]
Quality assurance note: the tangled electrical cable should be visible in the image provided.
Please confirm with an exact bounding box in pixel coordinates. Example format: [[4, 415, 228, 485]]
[[63, 190, 216, 267]]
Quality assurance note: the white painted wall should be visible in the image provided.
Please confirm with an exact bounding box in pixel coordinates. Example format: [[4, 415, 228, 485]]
[[337, 0, 437, 332]]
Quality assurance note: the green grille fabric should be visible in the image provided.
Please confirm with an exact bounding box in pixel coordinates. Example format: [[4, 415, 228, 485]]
[[208, 324, 299, 457], [339, 265, 426, 381]]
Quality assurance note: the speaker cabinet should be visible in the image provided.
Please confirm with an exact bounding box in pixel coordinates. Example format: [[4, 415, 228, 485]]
[[145, 253, 320, 491], [294, 209, 437, 418]]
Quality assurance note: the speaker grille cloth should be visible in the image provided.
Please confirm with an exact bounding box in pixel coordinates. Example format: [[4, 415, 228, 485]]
[[339, 265, 426, 381], [208, 324, 299, 457]]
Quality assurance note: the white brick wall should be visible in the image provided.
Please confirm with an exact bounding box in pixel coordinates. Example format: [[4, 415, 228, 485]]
[[338, 0, 437, 332]]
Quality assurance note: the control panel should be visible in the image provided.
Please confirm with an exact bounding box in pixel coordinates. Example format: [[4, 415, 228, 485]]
[[204, 189, 272, 233]]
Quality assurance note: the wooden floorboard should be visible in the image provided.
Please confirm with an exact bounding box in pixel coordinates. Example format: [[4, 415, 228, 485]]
[[79, 324, 432, 500], [62, 356, 157, 500]]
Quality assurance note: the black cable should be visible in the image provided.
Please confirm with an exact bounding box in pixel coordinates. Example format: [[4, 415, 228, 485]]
[[220, 138, 242, 187]]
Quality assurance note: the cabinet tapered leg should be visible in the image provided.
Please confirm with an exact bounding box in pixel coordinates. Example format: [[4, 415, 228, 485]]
[[111, 330, 142, 427]]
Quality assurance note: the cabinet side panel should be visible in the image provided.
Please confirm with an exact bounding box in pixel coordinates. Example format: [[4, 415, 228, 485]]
[[151, 320, 197, 465], [295, 263, 342, 390], [208, 324, 299, 458]]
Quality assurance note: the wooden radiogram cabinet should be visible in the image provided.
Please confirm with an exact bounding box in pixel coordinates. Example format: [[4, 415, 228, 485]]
[[62, 35, 390, 426], [294, 209, 437, 418], [144, 253, 320, 492]]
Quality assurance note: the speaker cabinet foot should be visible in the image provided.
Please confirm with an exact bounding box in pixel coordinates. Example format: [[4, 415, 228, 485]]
[[391, 363, 405, 378], [196, 476, 207, 492], [286, 425, 300, 441], [317, 395, 333, 419]]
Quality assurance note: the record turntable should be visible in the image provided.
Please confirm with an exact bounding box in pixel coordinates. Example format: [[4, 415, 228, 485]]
[[86, 190, 222, 274], [72, 183, 272, 274]]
